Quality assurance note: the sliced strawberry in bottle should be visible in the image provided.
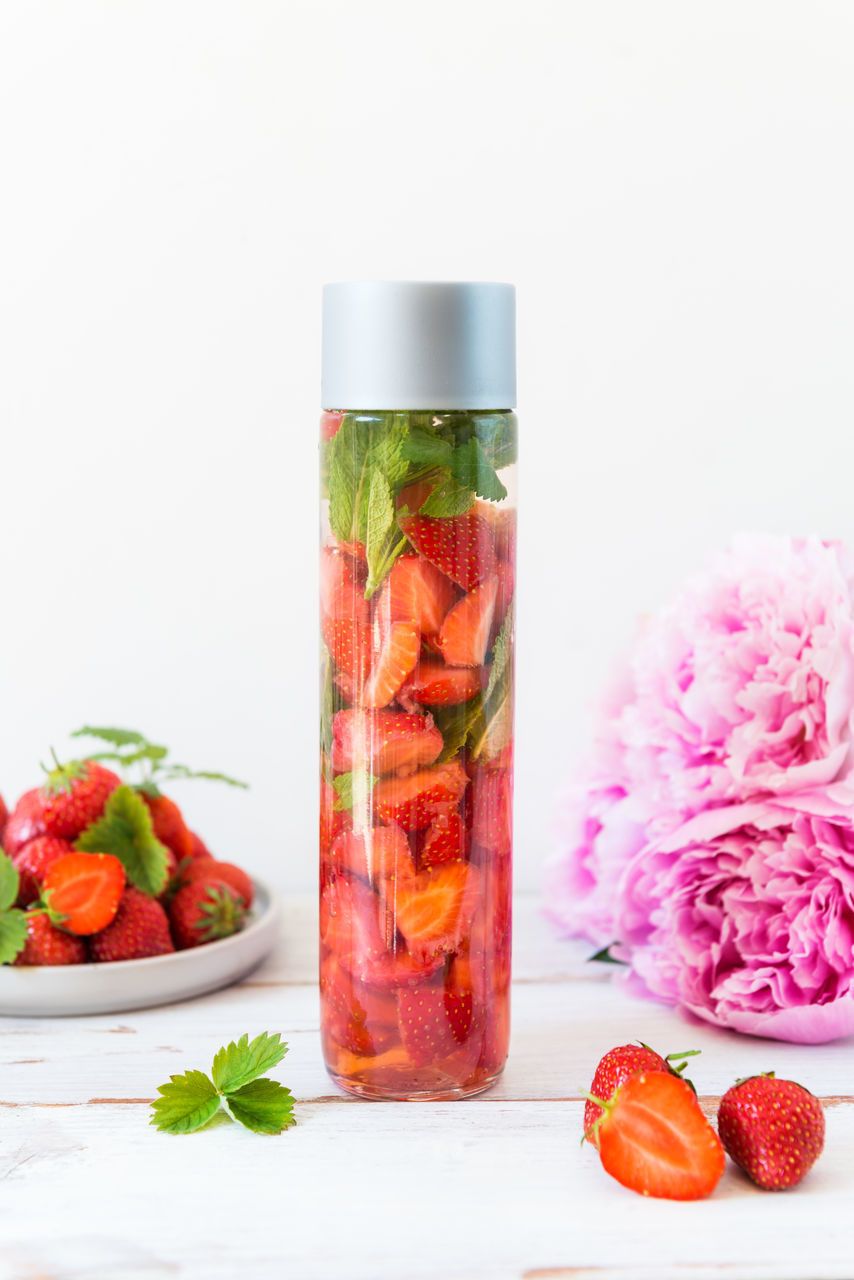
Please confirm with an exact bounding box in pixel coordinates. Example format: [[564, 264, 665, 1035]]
[[376, 555, 457, 638], [437, 575, 499, 667], [323, 617, 371, 681], [402, 659, 483, 706], [470, 768, 513, 857], [361, 622, 420, 708], [331, 708, 442, 775], [330, 823, 416, 883], [320, 548, 369, 625], [399, 513, 498, 591], [492, 559, 514, 640], [397, 983, 462, 1066], [373, 761, 468, 831], [394, 862, 481, 961], [420, 809, 467, 868]]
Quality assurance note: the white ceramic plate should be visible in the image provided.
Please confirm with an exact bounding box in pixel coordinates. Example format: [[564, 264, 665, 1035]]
[[0, 879, 281, 1017]]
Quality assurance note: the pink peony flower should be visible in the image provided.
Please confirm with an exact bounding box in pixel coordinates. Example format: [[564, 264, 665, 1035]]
[[547, 534, 854, 1042], [617, 800, 854, 1044]]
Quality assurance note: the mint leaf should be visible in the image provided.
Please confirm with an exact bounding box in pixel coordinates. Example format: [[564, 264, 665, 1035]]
[[76, 784, 170, 896], [449, 437, 507, 503], [150, 1069, 221, 1134], [401, 426, 453, 474], [328, 415, 408, 545], [0, 850, 20, 913], [433, 696, 483, 762], [320, 644, 335, 758], [332, 771, 377, 812], [485, 597, 514, 703], [211, 1032, 288, 1094], [469, 667, 513, 763], [0, 909, 29, 965], [223, 1077, 296, 1135], [364, 468, 407, 596], [72, 726, 151, 748], [420, 478, 476, 518], [471, 413, 517, 470]]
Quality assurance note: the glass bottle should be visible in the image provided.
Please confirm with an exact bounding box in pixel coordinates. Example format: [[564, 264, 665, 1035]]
[[319, 282, 516, 1100]]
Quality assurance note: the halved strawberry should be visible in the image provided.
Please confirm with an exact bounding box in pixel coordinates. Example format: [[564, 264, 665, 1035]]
[[399, 513, 497, 591], [320, 547, 369, 624], [330, 824, 416, 883], [331, 708, 442, 776], [402, 660, 483, 706], [420, 810, 467, 867], [361, 622, 420, 708], [376, 556, 456, 638], [43, 852, 126, 936], [470, 769, 513, 857], [437, 576, 499, 667], [394, 862, 481, 960], [373, 761, 468, 831]]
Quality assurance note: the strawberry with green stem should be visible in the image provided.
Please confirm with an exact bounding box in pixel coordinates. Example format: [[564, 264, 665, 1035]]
[[169, 873, 248, 949], [583, 1042, 701, 1140]]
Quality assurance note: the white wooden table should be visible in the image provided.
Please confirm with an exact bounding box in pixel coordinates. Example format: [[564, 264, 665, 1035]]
[[1, 893, 852, 1280]]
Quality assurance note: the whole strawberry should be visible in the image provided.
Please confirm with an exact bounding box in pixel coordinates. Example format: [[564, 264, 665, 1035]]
[[3, 790, 47, 857], [180, 858, 254, 908], [584, 1042, 699, 1142], [188, 831, 214, 861], [14, 913, 87, 966], [143, 793, 193, 861], [169, 874, 248, 949], [40, 757, 120, 840], [717, 1073, 825, 1190], [90, 887, 175, 962], [13, 836, 74, 906]]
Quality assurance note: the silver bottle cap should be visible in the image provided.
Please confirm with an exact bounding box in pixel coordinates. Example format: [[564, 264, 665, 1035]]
[[322, 281, 516, 411]]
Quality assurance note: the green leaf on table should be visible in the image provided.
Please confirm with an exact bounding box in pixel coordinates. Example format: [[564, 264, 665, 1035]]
[[588, 945, 627, 966], [0, 850, 20, 913], [150, 1069, 221, 1134], [222, 1077, 296, 1135], [211, 1032, 289, 1094], [75, 784, 170, 896]]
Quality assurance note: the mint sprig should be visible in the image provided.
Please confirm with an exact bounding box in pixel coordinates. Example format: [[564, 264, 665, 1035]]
[[75, 784, 170, 896], [71, 726, 248, 796], [332, 771, 377, 812], [151, 1033, 295, 1136], [0, 851, 28, 964]]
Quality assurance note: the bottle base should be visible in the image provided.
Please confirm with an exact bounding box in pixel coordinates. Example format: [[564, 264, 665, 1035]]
[[327, 1067, 505, 1102]]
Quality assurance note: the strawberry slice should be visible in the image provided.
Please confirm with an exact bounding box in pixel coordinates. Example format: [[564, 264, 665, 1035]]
[[595, 1072, 726, 1200], [320, 548, 369, 624], [331, 708, 442, 775], [394, 862, 481, 960], [361, 622, 420, 708], [376, 556, 457, 638], [438, 575, 499, 667], [321, 875, 443, 989], [420, 810, 467, 867], [474, 501, 516, 562], [470, 769, 513, 857], [397, 984, 461, 1066], [320, 411, 344, 441], [492, 559, 514, 641], [321, 954, 399, 1029], [373, 761, 468, 831], [402, 660, 483, 706], [323, 617, 371, 681], [399, 513, 497, 591], [42, 852, 126, 935], [330, 824, 417, 883]]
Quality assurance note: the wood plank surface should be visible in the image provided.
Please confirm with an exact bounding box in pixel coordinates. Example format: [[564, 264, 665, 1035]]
[[0, 893, 852, 1280]]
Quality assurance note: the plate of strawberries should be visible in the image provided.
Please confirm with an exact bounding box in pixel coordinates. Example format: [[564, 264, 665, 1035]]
[[0, 728, 280, 1015]]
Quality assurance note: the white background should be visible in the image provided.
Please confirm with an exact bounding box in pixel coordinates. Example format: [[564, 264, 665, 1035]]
[[2, 1, 854, 893]]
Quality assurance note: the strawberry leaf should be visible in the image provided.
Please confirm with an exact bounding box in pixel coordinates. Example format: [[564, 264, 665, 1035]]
[[0, 909, 29, 965], [75, 784, 170, 896], [222, 1077, 296, 1135], [419, 479, 476, 519], [449, 437, 507, 503], [211, 1032, 289, 1094], [150, 1069, 221, 1134], [0, 850, 20, 913]]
